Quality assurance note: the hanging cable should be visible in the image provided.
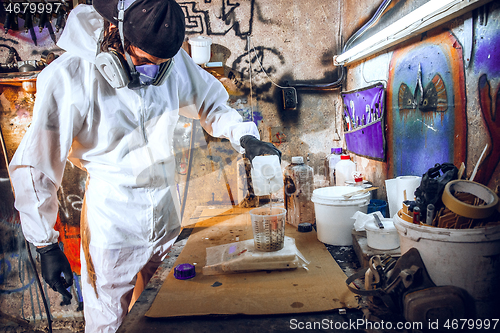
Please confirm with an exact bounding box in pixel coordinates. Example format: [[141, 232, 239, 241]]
[[292, 66, 344, 91], [247, 36, 289, 90], [246, 36, 254, 122], [290, 0, 394, 91], [26, 240, 53, 332], [246, 33, 344, 91], [342, 0, 393, 52]]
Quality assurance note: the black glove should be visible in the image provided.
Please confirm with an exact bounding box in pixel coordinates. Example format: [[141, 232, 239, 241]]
[[36, 243, 73, 305], [240, 135, 282, 163]]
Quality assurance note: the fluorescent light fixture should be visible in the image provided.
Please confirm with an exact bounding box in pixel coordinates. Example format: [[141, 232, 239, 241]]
[[335, 0, 494, 66]]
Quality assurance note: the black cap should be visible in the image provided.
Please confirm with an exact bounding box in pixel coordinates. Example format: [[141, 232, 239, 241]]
[[298, 222, 313, 233], [94, 0, 186, 59]]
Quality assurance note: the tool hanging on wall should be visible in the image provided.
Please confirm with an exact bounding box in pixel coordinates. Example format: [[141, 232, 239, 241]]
[[23, 11, 33, 32], [38, 9, 47, 32], [55, 7, 66, 32], [2, 0, 73, 44], [4, 10, 18, 33]]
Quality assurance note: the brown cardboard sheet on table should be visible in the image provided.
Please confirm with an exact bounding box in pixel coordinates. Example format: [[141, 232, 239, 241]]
[[146, 207, 358, 318]]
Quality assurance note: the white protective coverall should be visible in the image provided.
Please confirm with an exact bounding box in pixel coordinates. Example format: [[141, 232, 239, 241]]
[[9, 4, 259, 332]]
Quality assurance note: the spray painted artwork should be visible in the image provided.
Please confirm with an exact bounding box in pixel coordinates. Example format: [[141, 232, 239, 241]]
[[474, 15, 500, 186], [386, 27, 466, 178]]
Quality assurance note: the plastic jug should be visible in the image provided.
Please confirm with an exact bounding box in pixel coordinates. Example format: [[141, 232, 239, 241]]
[[251, 155, 284, 196], [283, 156, 315, 227], [325, 148, 342, 186], [335, 155, 356, 186]]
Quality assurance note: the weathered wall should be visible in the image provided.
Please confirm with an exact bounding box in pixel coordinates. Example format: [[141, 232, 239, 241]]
[[0, 0, 345, 327], [0, 0, 499, 330], [342, 0, 500, 194]]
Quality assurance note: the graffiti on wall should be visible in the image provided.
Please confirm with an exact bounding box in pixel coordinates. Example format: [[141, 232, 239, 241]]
[[230, 45, 285, 103], [180, 0, 255, 38], [473, 16, 500, 186], [477, 74, 500, 185], [179, 1, 288, 104], [386, 27, 467, 178]]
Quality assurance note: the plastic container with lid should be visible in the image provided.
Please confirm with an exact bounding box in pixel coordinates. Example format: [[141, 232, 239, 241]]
[[312, 186, 370, 245], [283, 156, 315, 227], [325, 148, 342, 186], [364, 218, 399, 250], [334, 155, 356, 186], [188, 36, 212, 65]]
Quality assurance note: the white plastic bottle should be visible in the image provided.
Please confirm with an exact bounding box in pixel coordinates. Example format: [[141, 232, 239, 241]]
[[325, 148, 342, 186], [335, 155, 356, 186]]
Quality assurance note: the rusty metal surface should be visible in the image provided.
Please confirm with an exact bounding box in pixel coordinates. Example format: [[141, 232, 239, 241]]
[[0, 71, 40, 84]]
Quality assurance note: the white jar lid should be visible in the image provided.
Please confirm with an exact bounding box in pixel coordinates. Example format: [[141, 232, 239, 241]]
[[188, 36, 212, 46], [365, 218, 396, 232], [291, 156, 303, 164]]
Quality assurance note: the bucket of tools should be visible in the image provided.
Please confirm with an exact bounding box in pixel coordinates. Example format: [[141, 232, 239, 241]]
[[394, 209, 500, 318]]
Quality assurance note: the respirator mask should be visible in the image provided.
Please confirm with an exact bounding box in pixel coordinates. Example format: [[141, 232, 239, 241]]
[[95, 0, 174, 90]]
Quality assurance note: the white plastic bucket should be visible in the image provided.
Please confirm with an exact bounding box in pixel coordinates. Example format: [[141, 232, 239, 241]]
[[312, 186, 370, 245], [394, 213, 500, 318]]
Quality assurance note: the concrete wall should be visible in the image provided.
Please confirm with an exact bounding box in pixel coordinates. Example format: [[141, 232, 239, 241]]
[[0, 0, 499, 330]]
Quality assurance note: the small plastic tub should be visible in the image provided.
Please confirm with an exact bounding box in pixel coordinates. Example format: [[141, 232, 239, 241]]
[[364, 218, 399, 250]]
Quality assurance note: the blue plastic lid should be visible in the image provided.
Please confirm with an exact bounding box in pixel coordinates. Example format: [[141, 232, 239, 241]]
[[174, 263, 196, 280]]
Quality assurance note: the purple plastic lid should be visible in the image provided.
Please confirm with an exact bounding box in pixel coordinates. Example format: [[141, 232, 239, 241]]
[[174, 263, 196, 280], [331, 148, 342, 154]]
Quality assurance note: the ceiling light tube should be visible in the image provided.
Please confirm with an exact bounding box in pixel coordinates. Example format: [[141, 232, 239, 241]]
[[334, 0, 493, 66]]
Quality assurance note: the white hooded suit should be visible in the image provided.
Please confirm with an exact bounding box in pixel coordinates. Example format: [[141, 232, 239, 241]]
[[9, 4, 259, 332]]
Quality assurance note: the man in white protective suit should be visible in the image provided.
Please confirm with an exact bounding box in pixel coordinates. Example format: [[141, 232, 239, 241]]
[[8, 0, 281, 332]]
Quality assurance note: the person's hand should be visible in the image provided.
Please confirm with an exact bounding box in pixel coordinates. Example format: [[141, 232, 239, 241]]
[[240, 135, 282, 163], [36, 243, 73, 305]]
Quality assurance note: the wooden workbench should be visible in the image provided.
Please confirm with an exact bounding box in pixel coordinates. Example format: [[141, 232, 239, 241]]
[[117, 207, 366, 333]]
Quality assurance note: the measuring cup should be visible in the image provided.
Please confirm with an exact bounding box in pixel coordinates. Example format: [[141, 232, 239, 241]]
[[249, 207, 286, 251]]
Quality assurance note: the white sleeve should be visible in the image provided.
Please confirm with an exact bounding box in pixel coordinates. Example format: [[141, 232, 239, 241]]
[[8, 55, 88, 246], [10, 167, 60, 246], [175, 49, 260, 153]]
